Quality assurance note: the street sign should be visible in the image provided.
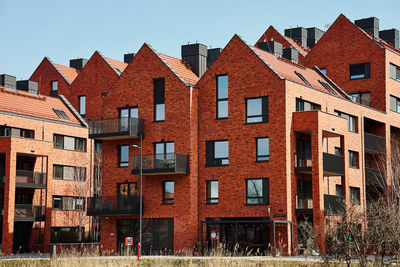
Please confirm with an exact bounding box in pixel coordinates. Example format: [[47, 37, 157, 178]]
[[125, 236, 133, 246]]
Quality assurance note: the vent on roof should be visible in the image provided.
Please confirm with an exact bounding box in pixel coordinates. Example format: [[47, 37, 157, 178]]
[[284, 27, 307, 48], [257, 41, 283, 57], [319, 80, 337, 95], [16, 80, 38, 94], [0, 74, 17, 90], [181, 43, 207, 78], [69, 58, 88, 71], [355, 17, 379, 38], [283, 48, 299, 63], [53, 108, 70, 120], [124, 53, 135, 64], [294, 71, 309, 85], [207, 48, 222, 68], [306, 27, 325, 48], [379, 29, 399, 49]]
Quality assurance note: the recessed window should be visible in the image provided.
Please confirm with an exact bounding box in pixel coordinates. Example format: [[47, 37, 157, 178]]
[[336, 185, 343, 197], [52, 196, 85, 211], [349, 150, 359, 168], [163, 181, 174, 204], [335, 147, 342, 156], [318, 80, 337, 95], [217, 75, 228, 119], [390, 95, 400, 113], [155, 142, 174, 161], [390, 63, 400, 82], [51, 81, 58, 91], [78, 95, 86, 117], [154, 79, 165, 121], [0, 126, 34, 139], [246, 97, 268, 123], [295, 71, 310, 85], [349, 63, 370, 80], [53, 134, 86, 152], [350, 92, 371, 106], [118, 145, 129, 167], [118, 182, 138, 208], [206, 140, 229, 166], [350, 187, 360, 205], [246, 178, 269, 205], [119, 106, 138, 131], [206, 180, 218, 204], [53, 109, 70, 120], [256, 137, 269, 162], [53, 165, 86, 181], [295, 98, 320, 112], [334, 111, 357, 132]]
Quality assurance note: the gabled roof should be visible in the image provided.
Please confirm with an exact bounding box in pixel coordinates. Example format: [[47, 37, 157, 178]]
[[156, 52, 199, 86], [0, 87, 82, 125], [284, 36, 310, 56], [356, 25, 400, 55], [48, 58, 79, 84], [104, 57, 128, 74]]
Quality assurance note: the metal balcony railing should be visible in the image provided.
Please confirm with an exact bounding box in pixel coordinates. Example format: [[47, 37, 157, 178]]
[[323, 153, 345, 176], [364, 132, 385, 154], [14, 204, 45, 221], [88, 117, 144, 140], [132, 153, 189, 175], [296, 195, 313, 209], [324, 195, 344, 215], [295, 156, 312, 173], [15, 170, 46, 188], [87, 195, 141, 216]]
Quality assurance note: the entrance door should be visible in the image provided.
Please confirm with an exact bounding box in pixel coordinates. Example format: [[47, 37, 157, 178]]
[[13, 222, 33, 253]]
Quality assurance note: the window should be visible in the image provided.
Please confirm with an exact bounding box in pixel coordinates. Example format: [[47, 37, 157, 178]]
[[53, 134, 86, 152], [246, 97, 268, 123], [295, 98, 320, 112], [53, 109, 70, 120], [119, 106, 138, 131], [390, 63, 400, 82], [206, 140, 229, 166], [216, 75, 228, 119], [390, 95, 400, 113], [78, 96, 86, 117], [350, 187, 360, 205], [336, 185, 343, 197], [335, 147, 342, 156], [349, 150, 359, 168], [0, 126, 34, 139], [295, 71, 310, 85], [334, 111, 357, 132], [118, 182, 138, 208], [154, 79, 165, 121], [320, 68, 327, 75], [53, 165, 86, 181], [52, 196, 85, 211], [51, 81, 58, 91], [51, 227, 84, 243], [119, 145, 129, 167], [350, 92, 371, 106], [206, 180, 218, 204], [256, 137, 269, 161], [349, 63, 370, 80], [163, 181, 174, 204], [319, 80, 337, 95], [246, 178, 269, 205]]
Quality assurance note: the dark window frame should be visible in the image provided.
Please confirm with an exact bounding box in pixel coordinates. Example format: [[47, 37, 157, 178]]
[[53, 164, 86, 181], [295, 98, 320, 112], [390, 95, 400, 113], [216, 74, 229, 119], [78, 95, 86, 118], [294, 71, 310, 85], [118, 145, 129, 168], [349, 150, 359, 168], [318, 80, 337, 95], [245, 96, 268, 124], [205, 140, 229, 167], [53, 108, 70, 120], [349, 63, 370, 80], [51, 80, 58, 91], [206, 180, 219, 204], [163, 180, 175, 204], [154, 78, 165, 122], [390, 63, 400, 82], [53, 134, 86, 152], [246, 178, 269, 205], [334, 110, 357, 133], [52, 195, 85, 211], [350, 187, 360, 205], [256, 137, 269, 162]]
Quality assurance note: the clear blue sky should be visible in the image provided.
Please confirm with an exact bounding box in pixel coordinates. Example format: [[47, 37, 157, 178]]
[[1, 0, 399, 80]]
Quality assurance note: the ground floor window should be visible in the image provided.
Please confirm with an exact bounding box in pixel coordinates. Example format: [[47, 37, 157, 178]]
[[51, 227, 84, 243], [117, 218, 173, 255]]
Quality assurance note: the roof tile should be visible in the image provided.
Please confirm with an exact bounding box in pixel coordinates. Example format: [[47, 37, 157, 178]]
[[157, 52, 199, 86]]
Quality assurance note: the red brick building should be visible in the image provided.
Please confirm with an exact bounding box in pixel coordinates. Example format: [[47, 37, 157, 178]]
[[24, 14, 400, 255], [0, 74, 92, 254]]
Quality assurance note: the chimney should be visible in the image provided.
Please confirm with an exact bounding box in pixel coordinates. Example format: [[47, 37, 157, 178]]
[[284, 27, 307, 48], [283, 47, 299, 64], [0, 74, 17, 90], [379, 29, 399, 49], [124, 53, 135, 64], [355, 17, 379, 38], [306, 27, 325, 48], [207, 48, 222, 68], [16, 80, 38, 94], [69, 58, 88, 71], [257, 41, 283, 57], [181, 43, 207, 78]]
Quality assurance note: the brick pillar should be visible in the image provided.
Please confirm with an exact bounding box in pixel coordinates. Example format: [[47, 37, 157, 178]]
[[2, 151, 16, 255], [43, 156, 51, 252]]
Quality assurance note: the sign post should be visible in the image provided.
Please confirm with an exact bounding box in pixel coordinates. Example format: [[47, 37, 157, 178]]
[[125, 236, 133, 257]]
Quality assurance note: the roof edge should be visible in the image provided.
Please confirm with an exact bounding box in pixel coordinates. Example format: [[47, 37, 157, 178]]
[[59, 95, 88, 128], [46, 57, 72, 84]]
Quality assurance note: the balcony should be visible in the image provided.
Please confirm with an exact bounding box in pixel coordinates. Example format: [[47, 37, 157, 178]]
[[87, 196, 141, 216], [132, 153, 189, 175], [295, 157, 312, 174], [14, 204, 45, 222], [15, 170, 46, 188], [295, 195, 313, 215], [364, 132, 385, 154], [88, 117, 144, 140], [323, 153, 344, 176], [324, 195, 344, 215]]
